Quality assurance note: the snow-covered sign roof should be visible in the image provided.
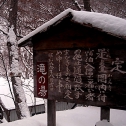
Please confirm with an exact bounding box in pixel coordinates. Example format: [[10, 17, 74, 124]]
[[0, 78, 44, 110], [18, 8, 126, 46]]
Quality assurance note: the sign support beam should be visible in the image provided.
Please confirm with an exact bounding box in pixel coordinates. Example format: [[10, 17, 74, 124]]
[[47, 99, 56, 126], [100, 107, 110, 122]]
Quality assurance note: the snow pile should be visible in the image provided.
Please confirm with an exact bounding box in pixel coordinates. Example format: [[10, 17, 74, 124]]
[[0, 106, 126, 126], [18, 8, 126, 44]]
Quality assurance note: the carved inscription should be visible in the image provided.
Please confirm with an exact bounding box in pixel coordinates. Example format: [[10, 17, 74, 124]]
[[40, 48, 126, 107]]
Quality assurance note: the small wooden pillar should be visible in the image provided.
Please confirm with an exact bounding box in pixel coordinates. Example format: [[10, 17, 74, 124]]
[[47, 100, 56, 126], [100, 107, 110, 122], [95, 107, 111, 126]]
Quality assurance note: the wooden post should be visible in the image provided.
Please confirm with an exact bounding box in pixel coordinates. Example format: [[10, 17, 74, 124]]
[[100, 107, 110, 122], [47, 100, 56, 126]]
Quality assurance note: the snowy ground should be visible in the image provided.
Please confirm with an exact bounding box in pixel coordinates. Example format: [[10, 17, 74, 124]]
[[0, 106, 126, 126], [0, 77, 44, 110]]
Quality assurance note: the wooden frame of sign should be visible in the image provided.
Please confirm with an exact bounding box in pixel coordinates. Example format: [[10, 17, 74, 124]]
[[19, 14, 126, 126]]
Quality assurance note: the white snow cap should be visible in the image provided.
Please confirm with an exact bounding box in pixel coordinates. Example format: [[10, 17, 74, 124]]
[[18, 8, 126, 44]]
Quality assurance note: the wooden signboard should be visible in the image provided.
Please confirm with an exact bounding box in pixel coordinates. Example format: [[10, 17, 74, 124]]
[[35, 47, 126, 109], [18, 10, 126, 126]]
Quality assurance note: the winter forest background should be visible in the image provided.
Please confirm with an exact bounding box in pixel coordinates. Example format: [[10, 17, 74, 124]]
[[0, 0, 126, 122]]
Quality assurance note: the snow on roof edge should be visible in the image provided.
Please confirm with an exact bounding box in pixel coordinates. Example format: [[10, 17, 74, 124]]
[[71, 10, 126, 39], [18, 8, 126, 46]]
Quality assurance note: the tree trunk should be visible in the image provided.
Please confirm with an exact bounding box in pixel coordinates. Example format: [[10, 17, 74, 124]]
[[7, 0, 30, 119], [83, 0, 91, 11]]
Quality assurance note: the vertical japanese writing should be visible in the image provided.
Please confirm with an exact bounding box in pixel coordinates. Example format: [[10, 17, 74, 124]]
[[56, 51, 62, 71], [64, 50, 73, 99], [64, 50, 70, 76], [96, 48, 110, 72], [37, 62, 48, 98], [85, 49, 95, 101], [56, 72, 63, 92], [56, 51, 63, 92], [39, 48, 126, 104], [96, 48, 111, 102], [73, 49, 84, 99], [48, 53, 54, 91]]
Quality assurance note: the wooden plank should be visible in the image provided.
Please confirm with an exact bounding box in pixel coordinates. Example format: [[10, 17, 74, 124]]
[[33, 18, 126, 110], [34, 48, 126, 110], [47, 100, 56, 126], [100, 107, 110, 122]]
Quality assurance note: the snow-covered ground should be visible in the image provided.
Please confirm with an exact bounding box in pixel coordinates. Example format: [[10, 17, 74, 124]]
[[0, 77, 44, 110], [0, 106, 126, 126]]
